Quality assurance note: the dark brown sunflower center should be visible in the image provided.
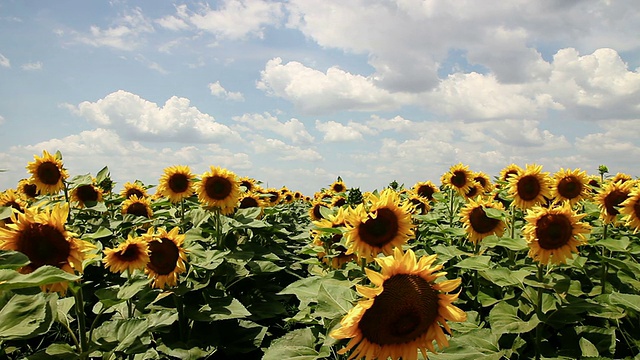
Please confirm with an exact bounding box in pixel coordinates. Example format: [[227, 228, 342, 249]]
[[557, 177, 582, 199], [312, 204, 325, 219], [410, 198, 427, 214], [451, 171, 467, 188], [333, 197, 346, 207], [333, 184, 345, 192], [502, 170, 518, 181], [535, 214, 573, 250], [168, 174, 190, 193], [126, 189, 145, 199], [466, 186, 479, 198], [359, 274, 439, 345], [17, 223, 70, 271], [239, 197, 259, 208], [76, 185, 99, 203], [474, 177, 487, 188], [118, 243, 143, 262], [267, 191, 280, 203], [469, 207, 499, 234], [634, 200, 640, 219], [37, 162, 62, 185], [517, 175, 541, 201], [147, 238, 179, 275], [357, 208, 400, 247], [126, 203, 150, 218], [416, 185, 435, 200], [240, 180, 253, 192], [204, 176, 232, 200], [23, 184, 39, 198], [604, 190, 629, 216]]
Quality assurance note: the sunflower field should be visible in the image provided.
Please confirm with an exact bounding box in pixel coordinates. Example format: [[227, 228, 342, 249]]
[[1, 150, 640, 360]]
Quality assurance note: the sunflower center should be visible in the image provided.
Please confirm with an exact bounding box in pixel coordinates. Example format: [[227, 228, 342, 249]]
[[239, 197, 259, 208], [416, 185, 435, 200], [333, 184, 345, 192], [517, 175, 541, 201], [118, 244, 143, 262], [168, 174, 190, 193], [205, 176, 232, 200], [23, 184, 39, 198], [147, 238, 179, 275], [451, 171, 467, 188], [126, 189, 145, 199], [358, 208, 399, 247], [37, 162, 62, 185], [502, 170, 518, 181], [634, 200, 640, 219], [557, 177, 582, 199], [126, 203, 150, 218], [359, 274, 439, 345], [469, 207, 499, 234], [410, 198, 427, 214], [466, 186, 479, 198], [604, 189, 628, 216], [535, 214, 573, 250], [17, 223, 70, 270], [77, 185, 99, 202]]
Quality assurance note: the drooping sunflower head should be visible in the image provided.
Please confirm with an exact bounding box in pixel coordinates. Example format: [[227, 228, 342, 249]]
[[523, 203, 591, 265], [120, 181, 148, 200], [331, 195, 347, 208], [121, 195, 153, 219], [405, 194, 431, 215], [309, 200, 329, 220], [238, 193, 267, 210], [238, 176, 257, 193], [343, 189, 414, 261], [473, 172, 494, 193], [412, 181, 439, 202], [499, 163, 523, 183], [263, 188, 281, 206], [103, 235, 150, 274], [17, 179, 40, 199], [330, 247, 466, 360], [610, 172, 632, 184], [0, 189, 27, 226], [0, 203, 94, 293], [620, 189, 640, 233], [507, 164, 552, 210], [197, 166, 240, 213], [157, 165, 195, 203], [330, 180, 347, 194], [26, 150, 69, 195], [594, 180, 634, 225], [71, 183, 104, 208], [463, 182, 484, 201], [460, 197, 506, 244], [143, 227, 188, 289], [441, 163, 474, 195], [551, 168, 589, 206]]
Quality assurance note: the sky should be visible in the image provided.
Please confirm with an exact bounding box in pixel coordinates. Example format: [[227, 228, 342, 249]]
[[1, 0, 639, 196]]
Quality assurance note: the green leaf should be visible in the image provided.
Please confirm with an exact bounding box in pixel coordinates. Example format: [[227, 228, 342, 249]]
[[146, 310, 178, 331], [185, 296, 251, 322], [483, 207, 505, 220], [315, 282, 357, 319], [579, 337, 599, 357], [46, 343, 78, 358], [92, 318, 151, 354], [247, 260, 284, 273], [0, 266, 80, 291], [81, 226, 112, 241], [0, 206, 14, 220], [488, 301, 540, 335], [157, 344, 216, 360], [455, 255, 492, 270], [0, 293, 57, 340], [496, 237, 529, 251], [0, 250, 29, 270], [430, 329, 504, 360], [595, 237, 630, 252], [262, 327, 319, 360], [608, 292, 640, 312], [95, 166, 110, 183], [117, 276, 151, 300], [479, 268, 529, 288]]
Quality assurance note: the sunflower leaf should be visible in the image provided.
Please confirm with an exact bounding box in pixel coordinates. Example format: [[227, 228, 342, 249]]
[[0, 250, 29, 270], [0, 206, 13, 220], [262, 327, 319, 360], [454, 255, 492, 270], [0, 293, 58, 340], [0, 266, 80, 291], [315, 282, 357, 319], [488, 301, 540, 335]]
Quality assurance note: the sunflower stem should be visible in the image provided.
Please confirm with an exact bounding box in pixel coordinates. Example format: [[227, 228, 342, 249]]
[[63, 180, 73, 224], [214, 207, 223, 249], [126, 270, 134, 318], [72, 285, 89, 359], [174, 293, 188, 343], [601, 224, 609, 294], [535, 262, 544, 360]]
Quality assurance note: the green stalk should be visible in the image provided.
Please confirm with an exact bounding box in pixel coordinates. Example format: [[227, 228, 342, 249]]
[[535, 262, 544, 360], [174, 294, 188, 343], [508, 205, 517, 264], [73, 286, 88, 359], [214, 207, 222, 249], [601, 224, 609, 294]]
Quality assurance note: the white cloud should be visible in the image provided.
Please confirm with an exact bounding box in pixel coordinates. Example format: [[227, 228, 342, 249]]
[[64, 90, 239, 143], [20, 61, 43, 71], [233, 112, 313, 143], [209, 81, 244, 101], [257, 57, 413, 114], [315, 120, 364, 142], [0, 53, 9, 68], [0, 115, 4, 125], [75, 7, 154, 50], [134, 54, 167, 74], [251, 136, 322, 161]]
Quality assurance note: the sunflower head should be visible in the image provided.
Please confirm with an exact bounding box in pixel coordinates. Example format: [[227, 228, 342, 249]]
[[473, 172, 494, 193], [122, 195, 153, 219], [499, 164, 523, 183], [120, 181, 148, 200], [610, 172, 632, 184], [406, 194, 431, 215], [460, 197, 506, 244], [103, 235, 150, 274], [330, 180, 347, 194], [143, 227, 188, 289], [330, 247, 466, 360], [238, 176, 257, 193], [620, 189, 640, 233], [238, 193, 267, 210], [71, 183, 104, 208], [157, 165, 195, 203], [523, 203, 591, 265], [309, 200, 329, 220], [197, 166, 241, 213], [551, 168, 589, 206], [0, 189, 27, 225], [412, 181, 439, 202], [26, 150, 69, 195], [463, 182, 484, 201], [507, 164, 552, 210], [594, 180, 634, 224], [17, 179, 40, 199], [441, 163, 474, 195]]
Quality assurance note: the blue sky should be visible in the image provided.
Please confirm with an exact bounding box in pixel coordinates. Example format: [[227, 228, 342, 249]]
[[1, 0, 639, 196]]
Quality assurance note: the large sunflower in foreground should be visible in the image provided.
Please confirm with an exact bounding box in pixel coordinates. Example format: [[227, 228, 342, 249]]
[[197, 166, 240, 214], [441, 163, 474, 195], [330, 247, 466, 360], [0, 204, 93, 293], [122, 195, 153, 219], [71, 182, 104, 208], [120, 181, 148, 200], [103, 235, 150, 274], [523, 203, 591, 265], [460, 197, 506, 244], [343, 189, 414, 261], [412, 181, 439, 202], [550, 168, 589, 206], [157, 165, 195, 203], [144, 227, 188, 289], [594, 180, 634, 225], [26, 150, 69, 195], [507, 164, 552, 210], [620, 189, 640, 233]]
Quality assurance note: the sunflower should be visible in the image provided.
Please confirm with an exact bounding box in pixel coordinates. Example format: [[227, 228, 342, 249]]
[[330, 180, 347, 194], [550, 168, 589, 206], [412, 181, 439, 202], [312, 208, 355, 269], [281, 191, 295, 204], [120, 181, 148, 200], [17, 179, 39, 199], [331, 195, 347, 208], [197, 166, 240, 214], [406, 194, 430, 215], [343, 189, 414, 261], [499, 163, 523, 183], [26, 150, 69, 195], [0, 203, 94, 293], [463, 182, 484, 201], [71, 183, 104, 208], [507, 164, 552, 210], [0, 189, 27, 226], [238, 176, 257, 192], [263, 188, 281, 206], [103, 235, 150, 273], [157, 165, 195, 203], [330, 247, 466, 360], [620, 189, 640, 233], [594, 180, 634, 224], [122, 195, 153, 219], [441, 163, 474, 195], [460, 197, 506, 244], [309, 200, 329, 220], [144, 227, 188, 289], [523, 203, 591, 265], [473, 172, 494, 193], [610, 172, 632, 184], [238, 193, 267, 210]]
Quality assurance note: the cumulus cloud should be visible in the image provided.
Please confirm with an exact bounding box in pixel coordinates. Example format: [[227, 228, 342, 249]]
[[0, 53, 10, 68], [75, 7, 154, 50], [64, 90, 239, 143], [0, 115, 4, 125], [20, 61, 43, 71], [315, 120, 364, 142], [209, 81, 244, 101], [251, 136, 322, 161], [233, 112, 313, 143]]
